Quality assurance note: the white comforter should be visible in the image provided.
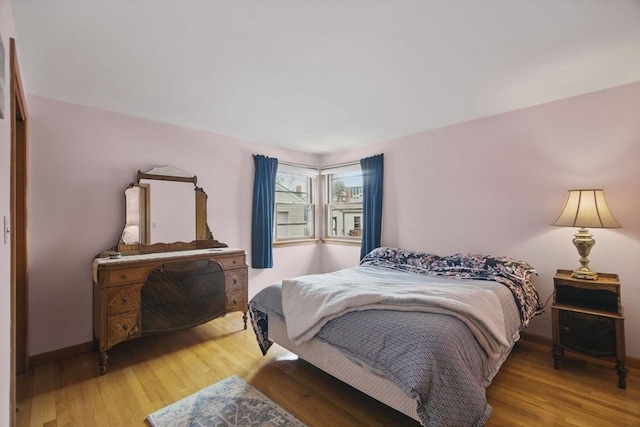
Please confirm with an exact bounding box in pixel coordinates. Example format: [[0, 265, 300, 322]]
[[282, 266, 509, 360]]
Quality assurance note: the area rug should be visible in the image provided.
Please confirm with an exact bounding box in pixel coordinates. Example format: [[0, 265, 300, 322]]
[[146, 375, 307, 427]]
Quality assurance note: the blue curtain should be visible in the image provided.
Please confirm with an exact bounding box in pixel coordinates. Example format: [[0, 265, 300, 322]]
[[360, 154, 384, 260], [251, 154, 278, 268]]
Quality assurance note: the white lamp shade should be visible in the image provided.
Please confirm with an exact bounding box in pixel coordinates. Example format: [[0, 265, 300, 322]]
[[553, 189, 621, 228]]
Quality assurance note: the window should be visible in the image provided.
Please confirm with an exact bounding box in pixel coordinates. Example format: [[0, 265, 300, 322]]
[[324, 166, 363, 240], [275, 165, 317, 242]]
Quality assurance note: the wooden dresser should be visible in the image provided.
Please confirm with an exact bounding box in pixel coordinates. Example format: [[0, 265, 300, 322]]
[[93, 247, 247, 374]]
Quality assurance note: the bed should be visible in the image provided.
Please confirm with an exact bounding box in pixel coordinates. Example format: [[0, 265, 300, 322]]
[[249, 247, 543, 427]]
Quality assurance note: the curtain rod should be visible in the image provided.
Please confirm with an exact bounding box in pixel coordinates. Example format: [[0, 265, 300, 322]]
[[321, 160, 360, 169], [277, 159, 361, 170], [278, 160, 319, 171]]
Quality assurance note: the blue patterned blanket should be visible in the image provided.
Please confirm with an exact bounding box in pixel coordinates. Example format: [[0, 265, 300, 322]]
[[282, 267, 509, 360]]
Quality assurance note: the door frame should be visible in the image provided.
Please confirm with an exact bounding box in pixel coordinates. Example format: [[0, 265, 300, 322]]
[[10, 36, 28, 424]]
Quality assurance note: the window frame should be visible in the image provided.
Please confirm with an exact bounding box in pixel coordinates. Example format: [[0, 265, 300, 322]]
[[322, 165, 363, 245], [273, 165, 318, 246]]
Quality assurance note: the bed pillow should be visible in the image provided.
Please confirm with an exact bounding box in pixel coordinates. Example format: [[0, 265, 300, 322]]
[[429, 253, 543, 325], [429, 253, 536, 281], [360, 247, 441, 275]]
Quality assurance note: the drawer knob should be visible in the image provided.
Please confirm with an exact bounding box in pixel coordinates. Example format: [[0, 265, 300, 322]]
[[563, 326, 570, 333], [120, 274, 128, 280], [232, 260, 237, 264], [233, 279, 237, 285], [121, 296, 128, 304]]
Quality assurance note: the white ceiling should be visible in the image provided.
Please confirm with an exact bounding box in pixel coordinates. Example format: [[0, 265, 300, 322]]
[[10, 0, 640, 154]]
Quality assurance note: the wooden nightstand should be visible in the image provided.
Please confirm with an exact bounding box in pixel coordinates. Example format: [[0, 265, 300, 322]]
[[551, 269, 627, 389]]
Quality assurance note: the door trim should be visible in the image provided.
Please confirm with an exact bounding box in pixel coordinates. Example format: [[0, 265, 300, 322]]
[[10, 36, 28, 424]]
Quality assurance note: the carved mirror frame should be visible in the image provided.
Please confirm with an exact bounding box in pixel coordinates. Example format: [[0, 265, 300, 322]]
[[116, 166, 227, 254]]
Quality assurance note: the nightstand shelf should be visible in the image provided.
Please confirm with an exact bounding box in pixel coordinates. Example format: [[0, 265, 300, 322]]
[[551, 269, 627, 389]]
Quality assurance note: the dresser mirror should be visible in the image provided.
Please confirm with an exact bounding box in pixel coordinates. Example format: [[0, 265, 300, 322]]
[[116, 165, 226, 253]]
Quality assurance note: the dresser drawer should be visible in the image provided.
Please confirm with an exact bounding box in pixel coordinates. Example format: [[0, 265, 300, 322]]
[[107, 311, 141, 348], [559, 310, 616, 357], [224, 269, 246, 288], [226, 289, 247, 313], [106, 267, 149, 286], [108, 284, 142, 315], [225, 270, 247, 312], [217, 254, 246, 271]]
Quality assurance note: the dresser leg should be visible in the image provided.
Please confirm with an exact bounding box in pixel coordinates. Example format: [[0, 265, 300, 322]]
[[615, 360, 627, 389], [242, 311, 248, 330], [99, 351, 109, 375], [552, 345, 564, 368]]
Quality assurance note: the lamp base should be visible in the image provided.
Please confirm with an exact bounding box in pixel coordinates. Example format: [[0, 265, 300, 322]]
[[571, 267, 599, 280], [571, 227, 598, 280]]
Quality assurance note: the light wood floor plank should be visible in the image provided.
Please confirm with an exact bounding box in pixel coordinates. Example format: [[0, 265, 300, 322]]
[[28, 362, 56, 426], [16, 313, 640, 427]]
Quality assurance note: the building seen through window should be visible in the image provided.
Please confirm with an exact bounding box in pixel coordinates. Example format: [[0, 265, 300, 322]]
[[275, 168, 315, 241], [326, 169, 363, 239]]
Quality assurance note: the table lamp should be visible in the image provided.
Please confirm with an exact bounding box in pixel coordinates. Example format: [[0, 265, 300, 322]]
[[552, 189, 621, 280]]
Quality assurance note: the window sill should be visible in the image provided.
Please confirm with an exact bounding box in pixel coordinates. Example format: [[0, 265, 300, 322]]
[[274, 239, 319, 248], [321, 238, 361, 247]]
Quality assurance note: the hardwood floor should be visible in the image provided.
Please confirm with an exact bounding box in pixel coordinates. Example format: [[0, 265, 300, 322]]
[[16, 312, 640, 427]]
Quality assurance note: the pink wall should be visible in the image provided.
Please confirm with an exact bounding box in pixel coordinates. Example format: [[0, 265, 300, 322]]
[[24, 82, 640, 366], [26, 96, 321, 355], [321, 82, 640, 357]]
